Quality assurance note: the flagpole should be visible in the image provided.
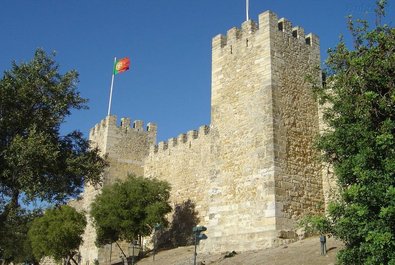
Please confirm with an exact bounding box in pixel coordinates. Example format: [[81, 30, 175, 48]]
[[107, 57, 116, 116], [246, 0, 249, 21]]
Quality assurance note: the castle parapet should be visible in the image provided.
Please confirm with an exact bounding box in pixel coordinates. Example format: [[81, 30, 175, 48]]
[[149, 144, 159, 153], [169, 137, 177, 147], [133, 120, 143, 131], [158, 141, 168, 151], [242, 20, 258, 34], [178, 133, 187, 143], [150, 125, 210, 155], [90, 115, 115, 138], [226, 27, 242, 44], [187, 129, 198, 140], [212, 34, 227, 49], [147, 122, 157, 132], [199, 125, 210, 135], [292, 26, 305, 39], [305, 33, 319, 47], [89, 115, 157, 139], [212, 10, 319, 50], [120, 117, 131, 128], [278, 17, 292, 33]]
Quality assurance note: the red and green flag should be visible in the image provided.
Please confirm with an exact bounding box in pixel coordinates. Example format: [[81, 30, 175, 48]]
[[114, 57, 130, 74]]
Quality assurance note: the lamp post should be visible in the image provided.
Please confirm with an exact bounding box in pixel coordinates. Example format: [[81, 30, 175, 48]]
[[153, 223, 162, 261], [130, 240, 139, 265], [192, 226, 207, 265]]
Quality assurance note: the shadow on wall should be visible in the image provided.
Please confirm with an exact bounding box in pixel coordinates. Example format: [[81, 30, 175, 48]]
[[157, 199, 200, 248]]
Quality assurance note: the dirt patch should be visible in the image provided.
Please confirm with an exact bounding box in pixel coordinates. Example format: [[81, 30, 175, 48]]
[[137, 236, 343, 265]]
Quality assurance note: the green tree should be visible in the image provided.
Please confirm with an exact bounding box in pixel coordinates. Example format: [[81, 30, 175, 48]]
[[90, 175, 172, 247], [315, 1, 395, 263], [0, 208, 39, 265], [0, 49, 107, 263], [28, 205, 86, 264], [298, 213, 332, 237]]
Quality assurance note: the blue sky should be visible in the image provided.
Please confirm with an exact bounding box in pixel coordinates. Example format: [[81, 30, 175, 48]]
[[1, 0, 394, 142]]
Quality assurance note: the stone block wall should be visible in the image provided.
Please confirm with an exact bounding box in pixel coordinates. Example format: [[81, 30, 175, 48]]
[[268, 12, 324, 230], [144, 125, 211, 219], [318, 99, 338, 210], [79, 116, 156, 265], [89, 115, 156, 184], [77, 9, 328, 263], [207, 12, 279, 252]]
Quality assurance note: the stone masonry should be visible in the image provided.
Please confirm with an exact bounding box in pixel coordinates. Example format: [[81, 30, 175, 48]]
[[78, 10, 328, 264], [79, 117, 156, 264]]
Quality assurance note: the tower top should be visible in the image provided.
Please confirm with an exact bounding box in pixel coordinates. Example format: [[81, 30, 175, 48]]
[[212, 11, 319, 50]]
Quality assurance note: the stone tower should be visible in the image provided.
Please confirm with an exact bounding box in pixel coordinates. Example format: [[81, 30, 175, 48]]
[[79, 116, 156, 265], [204, 10, 322, 251], [79, 10, 324, 263]]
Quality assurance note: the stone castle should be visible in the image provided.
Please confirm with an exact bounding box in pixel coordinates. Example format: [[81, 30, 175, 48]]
[[76, 10, 334, 265]]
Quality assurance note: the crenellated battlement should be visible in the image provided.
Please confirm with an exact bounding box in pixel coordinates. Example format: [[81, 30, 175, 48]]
[[212, 10, 319, 50], [80, 8, 326, 260], [277, 16, 319, 47], [212, 19, 258, 49], [149, 125, 210, 155], [89, 115, 157, 139]]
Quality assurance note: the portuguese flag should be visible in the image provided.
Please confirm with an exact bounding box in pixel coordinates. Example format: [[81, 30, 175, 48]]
[[114, 57, 130, 74]]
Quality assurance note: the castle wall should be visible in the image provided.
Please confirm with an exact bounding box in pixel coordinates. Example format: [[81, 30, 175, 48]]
[[202, 11, 323, 251], [91, 116, 156, 184], [79, 116, 156, 265], [269, 14, 324, 230], [318, 98, 338, 210], [204, 12, 280, 252], [79, 117, 112, 265], [78, 9, 326, 262], [144, 125, 211, 221]]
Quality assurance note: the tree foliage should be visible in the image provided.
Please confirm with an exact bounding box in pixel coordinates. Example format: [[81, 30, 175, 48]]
[[0, 48, 106, 209], [90, 175, 172, 246], [0, 49, 107, 263], [28, 205, 86, 264], [315, 1, 395, 264], [298, 213, 332, 237], [0, 208, 39, 264]]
